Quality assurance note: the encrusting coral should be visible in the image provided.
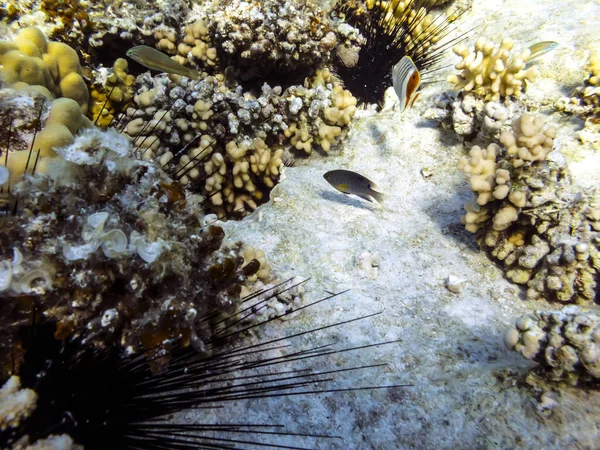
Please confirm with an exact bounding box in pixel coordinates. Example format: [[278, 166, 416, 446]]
[[0, 97, 285, 358], [0, 27, 89, 113], [448, 37, 537, 102], [458, 113, 600, 305], [505, 307, 600, 384]]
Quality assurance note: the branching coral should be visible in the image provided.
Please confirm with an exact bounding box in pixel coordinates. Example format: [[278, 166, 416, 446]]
[[505, 307, 600, 384], [459, 113, 600, 304], [0, 27, 89, 113], [448, 37, 537, 102], [119, 65, 355, 218]]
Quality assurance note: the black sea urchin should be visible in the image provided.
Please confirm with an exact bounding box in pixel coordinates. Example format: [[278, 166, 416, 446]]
[[1, 284, 408, 449], [335, 0, 469, 104]]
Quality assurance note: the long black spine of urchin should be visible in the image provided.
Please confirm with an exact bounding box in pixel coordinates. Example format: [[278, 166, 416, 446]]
[[2, 287, 409, 450], [336, 0, 468, 104]]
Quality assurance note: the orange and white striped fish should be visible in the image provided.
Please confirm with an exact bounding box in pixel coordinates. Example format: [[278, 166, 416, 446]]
[[392, 56, 422, 113]]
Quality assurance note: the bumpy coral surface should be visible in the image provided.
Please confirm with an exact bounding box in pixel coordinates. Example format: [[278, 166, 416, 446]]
[[89, 58, 135, 128], [459, 114, 600, 304], [120, 66, 356, 218], [0, 27, 89, 113], [0, 104, 275, 355], [448, 37, 537, 102], [505, 307, 600, 384], [198, 0, 339, 80], [0, 92, 94, 189]]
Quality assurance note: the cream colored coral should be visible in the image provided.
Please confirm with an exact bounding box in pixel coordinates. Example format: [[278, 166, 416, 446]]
[[125, 110, 172, 159], [318, 123, 342, 152], [172, 135, 215, 185], [182, 20, 218, 67], [460, 201, 490, 233], [154, 28, 178, 54], [241, 245, 271, 283], [284, 123, 314, 154], [448, 37, 537, 101], [500, 113, 556, 168], [0, 376, 37, 432], [585, 51, 600, 86], [324, 85, 357, 126], [193, 99, 214, 131], [457, 143, 501, 206]]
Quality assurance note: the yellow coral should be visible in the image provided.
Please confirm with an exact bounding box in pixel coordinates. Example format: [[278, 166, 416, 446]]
[[1, 98, 92, 185], [448, 38, 537, 102], [585, 51, 600, 86], [89, 58, 135, 127], [0, 27, 89, 113], [500, 113, 556, 168]]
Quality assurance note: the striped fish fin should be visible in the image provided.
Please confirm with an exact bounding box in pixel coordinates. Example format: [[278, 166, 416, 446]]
[[392, 56, 421, 113]]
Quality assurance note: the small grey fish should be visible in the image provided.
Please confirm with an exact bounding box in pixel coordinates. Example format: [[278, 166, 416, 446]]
[[391, 55, 421, 113], [324, 169, 387, 204], [126, 45, 201, 80], [527, 41, 558, 62]]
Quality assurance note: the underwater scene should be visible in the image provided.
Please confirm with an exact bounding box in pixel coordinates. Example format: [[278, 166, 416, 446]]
[[0, 0, 599, 448]]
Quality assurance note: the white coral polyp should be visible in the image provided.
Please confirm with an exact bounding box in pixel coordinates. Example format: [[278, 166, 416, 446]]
[[130, 231, 168, 263], [100, 229, 128, 257]]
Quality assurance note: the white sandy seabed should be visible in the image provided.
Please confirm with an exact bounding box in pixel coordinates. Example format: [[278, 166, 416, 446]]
[[180, 0, 600, 448]]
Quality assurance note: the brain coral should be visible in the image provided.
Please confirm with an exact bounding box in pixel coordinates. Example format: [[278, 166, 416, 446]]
[[458, 113, 600, 305]]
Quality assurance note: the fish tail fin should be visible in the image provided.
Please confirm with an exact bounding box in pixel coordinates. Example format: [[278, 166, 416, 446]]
[[188, 68, 202, 80], [369, 189, 388, 205]]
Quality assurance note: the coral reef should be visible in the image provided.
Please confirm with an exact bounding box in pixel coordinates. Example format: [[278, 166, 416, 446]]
[[505, 307, 600, 384], [0, 27, 89, 113], [0, 110, 278, 355], [197, 0, 339, 80], [120, 67, 355, 217], [427, 91, 519, 140], [458, 113, 600, 304], [447, 37, 537, 102]]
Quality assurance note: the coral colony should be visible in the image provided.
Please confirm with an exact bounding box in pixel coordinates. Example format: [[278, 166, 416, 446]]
[[1, 0, 600, 448]]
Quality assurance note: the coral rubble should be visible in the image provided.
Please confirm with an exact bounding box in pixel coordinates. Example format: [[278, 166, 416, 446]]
[[458, 113, 600, 304]]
